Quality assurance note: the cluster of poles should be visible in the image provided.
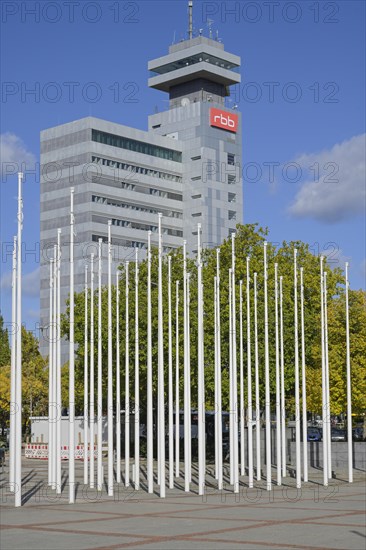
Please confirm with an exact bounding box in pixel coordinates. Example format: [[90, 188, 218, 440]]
[[9, 180, 354, 507]]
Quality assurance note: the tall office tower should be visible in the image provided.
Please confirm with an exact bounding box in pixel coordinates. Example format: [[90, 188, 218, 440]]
[[148, 29, 242, 252], [39, 5, 242, 360]]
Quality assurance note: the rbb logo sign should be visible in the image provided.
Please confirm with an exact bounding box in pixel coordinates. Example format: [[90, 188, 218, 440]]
[[210, 108, 238, 133]]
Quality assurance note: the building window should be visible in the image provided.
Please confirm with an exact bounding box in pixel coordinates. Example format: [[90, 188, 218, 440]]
[[92, 129, 182, 163], [228, 192, 236, 203], [228, 153, 235, 165], [150, 52, 240, 76], [92, 194, 182, 219], [192, 212, 202, 217], [192, 194, 201, 199], [191, 176, 201, 181], [191, 155, 201, 161], [228, 174, 236, 185], [228, 210, 236, 221], [121, 182, 135, 191], [93, 215, 183, 237], [92, 155, 182, 183]]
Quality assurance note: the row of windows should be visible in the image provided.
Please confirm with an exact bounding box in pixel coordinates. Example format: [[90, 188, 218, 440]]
[[92, 156, 182, 183], [192, 210, 237, 220], [92, 234, 175, 253], [92, 194, 182, 219], [92, 175, 183, 202], [149, 187, 182, 200], [93, 215, 183, 237], [191, 192, 236, 202], [150, 52, 240, 76], [92, 129, 182, 163]]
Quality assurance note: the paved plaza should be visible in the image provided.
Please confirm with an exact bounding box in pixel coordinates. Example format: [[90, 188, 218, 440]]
[[1, 458, 365, 550]]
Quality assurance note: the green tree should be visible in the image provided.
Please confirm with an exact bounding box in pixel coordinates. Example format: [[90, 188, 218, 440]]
[[0, 313, 11, 367], [0, 327, 49, 434], [307, 289, 366, 415], [61, 224, 362, 419]]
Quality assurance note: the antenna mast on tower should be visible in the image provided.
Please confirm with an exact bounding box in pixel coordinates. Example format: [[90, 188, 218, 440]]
[[188, 1, 193, 39]]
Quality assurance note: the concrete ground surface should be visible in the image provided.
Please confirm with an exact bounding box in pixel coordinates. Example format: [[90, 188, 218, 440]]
[[1, 459, 365, 550]]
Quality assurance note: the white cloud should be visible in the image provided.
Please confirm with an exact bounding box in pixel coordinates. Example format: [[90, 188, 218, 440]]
[[288, 134, 366, 223], [0, 267, 39, 297], [0, 133, 36, 179]]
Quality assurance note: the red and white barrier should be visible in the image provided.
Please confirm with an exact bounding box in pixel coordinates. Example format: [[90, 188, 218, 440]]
[[25, 444, 97, 460]]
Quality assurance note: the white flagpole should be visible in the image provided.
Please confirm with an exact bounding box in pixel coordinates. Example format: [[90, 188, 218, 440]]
[[52, 247, 57, 490], [187, 272, 192, 483], [175, 280, 180, 478], [254, 272, 261, 481], [247, 257, 253, 488], [324, 271, 332, 479], [263, 241, 271, 491], [294, 249, 301, 489], [56, 229, 62, 493], [183, 240, 190, 492], [134, 247, 140, 490], [147, 232, 153, 492], [345, 263, 353, 483], [229, 267, 233, 487], [197, 224, 205, 496], [168, 256, 174, 489], [320, 256, 328, 486], [214, 274, 218, 480], [48, 256, 54, 488], [274, 263, 281, 486], [107, 221, 114, 496], [69, 186, 75, 504], [84, 265, 89, 485], [14, 171, 23, 508], [97, 239, 103, 491], [216, 249, 223, 490], [300, 267, 308, 483], [239, 280, 245, 477], [157, 213, 166, 498], [89, 253, 95, 488], [279, 276, 286, 478], [9, 236, 17, 493], [116, 271, 121, 484], [231, 233, 239, 493], [125, 261, 130, 488]]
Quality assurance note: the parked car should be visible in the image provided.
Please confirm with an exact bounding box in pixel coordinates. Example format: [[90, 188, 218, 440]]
[[307, 427, 322, 442], [331, 428, 347, 442]]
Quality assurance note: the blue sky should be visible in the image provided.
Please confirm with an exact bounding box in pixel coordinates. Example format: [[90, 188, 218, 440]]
[[1, 0, 365, 334]]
